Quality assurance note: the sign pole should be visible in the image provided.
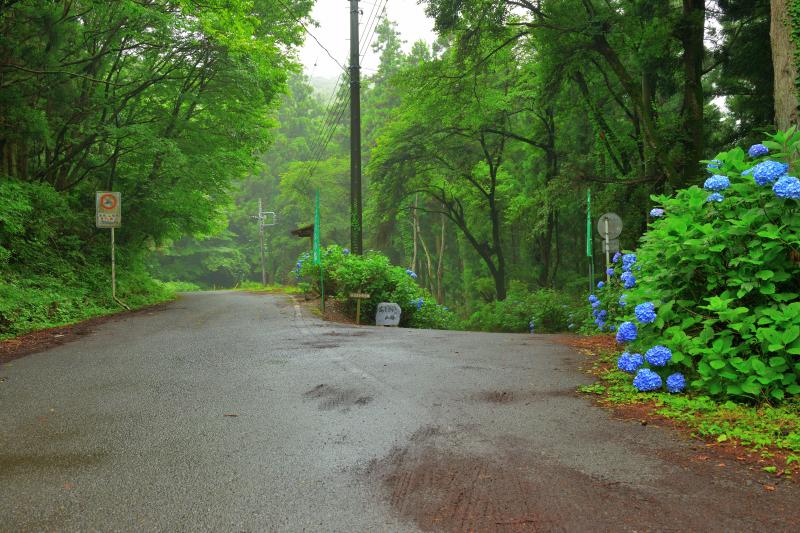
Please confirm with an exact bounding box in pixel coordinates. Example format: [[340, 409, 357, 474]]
[[111, 226, 116, 300]]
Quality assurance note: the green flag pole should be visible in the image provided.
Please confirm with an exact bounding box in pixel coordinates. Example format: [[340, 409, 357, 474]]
[[313, 190, 324, 313], [586, 189, 594, 292]]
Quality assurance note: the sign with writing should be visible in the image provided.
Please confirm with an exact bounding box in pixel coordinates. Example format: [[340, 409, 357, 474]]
[[376, 302, 401, 327], [96, 191, 121, 228], [349, 293, 371, 299]]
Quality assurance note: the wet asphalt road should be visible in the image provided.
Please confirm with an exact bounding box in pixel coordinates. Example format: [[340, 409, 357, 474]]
[[1, 291, 799, 532]]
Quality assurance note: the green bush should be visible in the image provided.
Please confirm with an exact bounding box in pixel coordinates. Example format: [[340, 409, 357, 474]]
[[295, 245, 458, 329], [465, 282, 577, 333], [0, 178, 175, 339], [598, 130, 800, 402]]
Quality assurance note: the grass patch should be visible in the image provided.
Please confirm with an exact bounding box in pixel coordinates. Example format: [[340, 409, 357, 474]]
[[235, 281, 303, 294], [579, 340, 800, 473]]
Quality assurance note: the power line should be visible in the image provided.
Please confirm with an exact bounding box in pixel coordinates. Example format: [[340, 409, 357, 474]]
[[274, 0, 347, 73], [305, 0, 389, 183]]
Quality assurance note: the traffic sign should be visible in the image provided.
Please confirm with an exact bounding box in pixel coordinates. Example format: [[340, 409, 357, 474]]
[[96, 191, 121, 228], [597, 212, 622, 239]]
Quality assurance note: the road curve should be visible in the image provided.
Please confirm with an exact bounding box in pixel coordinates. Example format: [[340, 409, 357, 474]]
[[1, 291, 798, 532]]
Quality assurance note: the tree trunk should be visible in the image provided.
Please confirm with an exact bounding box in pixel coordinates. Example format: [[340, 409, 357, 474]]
[[772, 0, 800, 129], [680, 0, 705, 186]]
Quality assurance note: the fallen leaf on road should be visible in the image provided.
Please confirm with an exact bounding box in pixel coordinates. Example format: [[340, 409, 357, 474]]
[[223, 413, 238, 417], [764, 485, 776, 491], [63, 482, 75, 490], [717, 463, 726, 467]]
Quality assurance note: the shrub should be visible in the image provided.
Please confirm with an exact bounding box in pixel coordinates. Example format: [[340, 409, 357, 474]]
[[295, 245, 457, 329], [589, 130, 800, 402], [465, 282, 576, 333]]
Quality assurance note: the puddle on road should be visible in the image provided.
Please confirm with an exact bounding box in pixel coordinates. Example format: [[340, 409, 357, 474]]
[[473, 388, 577, 405], [0, 451, 106, 477]]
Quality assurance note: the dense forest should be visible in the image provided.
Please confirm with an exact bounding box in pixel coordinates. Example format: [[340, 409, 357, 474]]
[[154, 0, 786, 311], [1, 0, 798, 337]]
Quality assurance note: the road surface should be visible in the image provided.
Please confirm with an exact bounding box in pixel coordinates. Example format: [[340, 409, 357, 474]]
[[1, 292, 798, 531]]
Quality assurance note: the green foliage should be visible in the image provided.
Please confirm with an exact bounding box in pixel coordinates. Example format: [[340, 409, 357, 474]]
[[465, 283, 577, 333], [159, 281, 202, 293], [296, 246, 458, 330], [621, 130, 800, 402], [584, 348, 800, 454]]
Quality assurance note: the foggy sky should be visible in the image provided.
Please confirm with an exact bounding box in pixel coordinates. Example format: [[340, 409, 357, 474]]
[[298, 0, 437, 79]]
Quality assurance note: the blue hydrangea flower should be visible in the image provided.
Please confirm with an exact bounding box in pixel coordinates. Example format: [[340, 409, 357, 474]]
[[606, 267, 615, 277], [633, 368, 663, 392], [597, 281, 605, 288], [594, 318, 606, 330], [616, 321, 638, 343], [634, 302, 656, 324], [618, 294, 627, 307], [705, 192, 724, 203], [588, 294, 598, 303], [773, 175, 800, 199], [342, 248, 350, 255], [706, 159, 722, 173], [742, 167, 754, 176], [649, 208, 665, 218], [612, 252, 621, 263], [406, 269, 418, 279], [621, 271, 636, 289], [622, 254, 636, 272], [751, 160, 788, 186], [591, 301, 601, 309], [609, 325, 616, 332], [529, 320, 535, 334], [617, 352, 644, 373], [703, 175, 730, 191], [747, 144, 769, 158], [415, 297, 424, 310], [666, 373, 686, 393], [645, 345, 672, 366]]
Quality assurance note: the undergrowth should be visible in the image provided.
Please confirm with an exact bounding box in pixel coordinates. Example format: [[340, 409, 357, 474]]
[[579, 342, 800, 473]]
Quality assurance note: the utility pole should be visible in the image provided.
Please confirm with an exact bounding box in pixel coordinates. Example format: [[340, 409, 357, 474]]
[[252, 199, 276, 286], [349, 0, 363, 254]]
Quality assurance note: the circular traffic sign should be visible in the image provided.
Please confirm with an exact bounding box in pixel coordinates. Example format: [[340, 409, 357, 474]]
[[597, 212, 623, 239], [99, 193, 117, 210]]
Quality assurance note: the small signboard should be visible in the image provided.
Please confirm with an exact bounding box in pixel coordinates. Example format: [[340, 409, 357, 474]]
[[349, 293, 371, 299], [96, 191, 121, 228], [376, 302, 401, 327]]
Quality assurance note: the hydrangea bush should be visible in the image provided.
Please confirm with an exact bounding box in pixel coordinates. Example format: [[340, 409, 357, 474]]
[[590, 130, 800, 402], [295, 245, 457, 329]]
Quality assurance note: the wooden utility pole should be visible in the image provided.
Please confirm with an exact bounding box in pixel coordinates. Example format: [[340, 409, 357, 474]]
[[771, 0, 800, 129], [350, 0, 363, 254]]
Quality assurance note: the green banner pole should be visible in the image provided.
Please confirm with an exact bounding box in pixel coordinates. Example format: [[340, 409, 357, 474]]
[[586, 189, 594, 292], [313, 190, 324, 313]]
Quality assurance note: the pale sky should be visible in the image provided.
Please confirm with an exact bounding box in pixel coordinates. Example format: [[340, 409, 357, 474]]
[[298, 0, 437, 79]]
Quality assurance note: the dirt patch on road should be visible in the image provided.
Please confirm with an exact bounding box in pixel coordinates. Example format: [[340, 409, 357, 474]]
[[368, 425, 800, 532], [303, 384, 373, 411], [0, 302, 171, 365]]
